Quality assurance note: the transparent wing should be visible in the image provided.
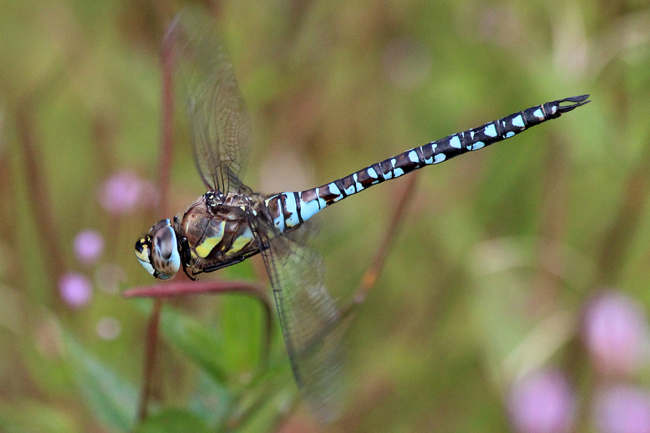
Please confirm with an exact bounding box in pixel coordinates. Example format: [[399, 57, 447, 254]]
[[252, 220, 346, 423], [166, 8, 252, 193]]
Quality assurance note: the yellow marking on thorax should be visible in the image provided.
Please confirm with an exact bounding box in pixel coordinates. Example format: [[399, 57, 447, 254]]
[[194, 221, 226, 258], [230, 227, 254, 253]]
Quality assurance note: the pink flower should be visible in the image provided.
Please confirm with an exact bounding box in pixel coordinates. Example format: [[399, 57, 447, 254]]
[[583, 291, 648, 376], [507, 369, 575, 433], [73, 230, 104, 265], [594, 385, 650, 433], [98, 171, 158, 214], [58, 272, 92, 308]]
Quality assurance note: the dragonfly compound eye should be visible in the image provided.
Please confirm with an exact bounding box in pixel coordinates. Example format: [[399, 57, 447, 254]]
[[150, 222, 181, 280], [134, 235, 156, 277], [135, 219, 181, 280]]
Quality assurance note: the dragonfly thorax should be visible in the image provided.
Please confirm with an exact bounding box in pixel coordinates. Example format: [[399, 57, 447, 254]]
[[135, 191, 266, 280], [179, 191, 263, 277]]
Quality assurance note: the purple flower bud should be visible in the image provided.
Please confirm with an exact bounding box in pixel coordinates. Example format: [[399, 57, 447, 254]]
[[139, 179, 159, 209], [94, 263, 126, 294], [594, 385, 650, 433], [58, 272, 92, 308], [507, 369, 575, 433], [96, 317, 121, 340], [98, 171, 157, 214], [73, 230, 104, 265], [583, 292, 648, 376]]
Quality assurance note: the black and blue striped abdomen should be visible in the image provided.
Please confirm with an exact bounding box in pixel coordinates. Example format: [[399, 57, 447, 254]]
[[264, 95, 589, 232]]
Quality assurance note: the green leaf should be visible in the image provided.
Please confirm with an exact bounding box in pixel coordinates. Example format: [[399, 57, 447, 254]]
[[187, 372, 233, 427], [0, 399, 80, 433], [159, 305, 230, 385], [63, 332, 138, 431], [218, 295, 264, 373], [134, 409, 210, 433]]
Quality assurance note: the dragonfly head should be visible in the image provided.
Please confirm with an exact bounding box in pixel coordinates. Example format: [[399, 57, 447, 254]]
[[135, 219, 181, 280]]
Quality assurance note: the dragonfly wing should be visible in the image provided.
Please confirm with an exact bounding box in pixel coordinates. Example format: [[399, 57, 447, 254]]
[[165, 8, 252, 193], [253, 219, 346, 423]]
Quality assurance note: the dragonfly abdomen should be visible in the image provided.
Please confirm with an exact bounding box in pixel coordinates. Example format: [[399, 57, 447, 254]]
[[263, 95, 589, 234]]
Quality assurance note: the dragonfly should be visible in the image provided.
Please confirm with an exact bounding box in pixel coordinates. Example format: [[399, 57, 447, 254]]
[[134, 8, 590, 422]]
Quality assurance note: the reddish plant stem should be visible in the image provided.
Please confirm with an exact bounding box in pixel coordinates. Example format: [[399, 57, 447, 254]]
[[0, 134, 17, 278], [125, 280, 267, 299], [15, 103, 66, 304], [158, 19, 176, 217], [137, 20, 178, 423], [342, 173, 418, 318], [125, 279, 273, 366], [137, 298, 162, 422]]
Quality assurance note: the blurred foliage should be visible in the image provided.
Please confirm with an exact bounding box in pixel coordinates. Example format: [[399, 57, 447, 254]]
[[1, 0, 649, 432]]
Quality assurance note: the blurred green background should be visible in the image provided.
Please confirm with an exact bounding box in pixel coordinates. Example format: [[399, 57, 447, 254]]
[[1, 0, 650, 432]]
